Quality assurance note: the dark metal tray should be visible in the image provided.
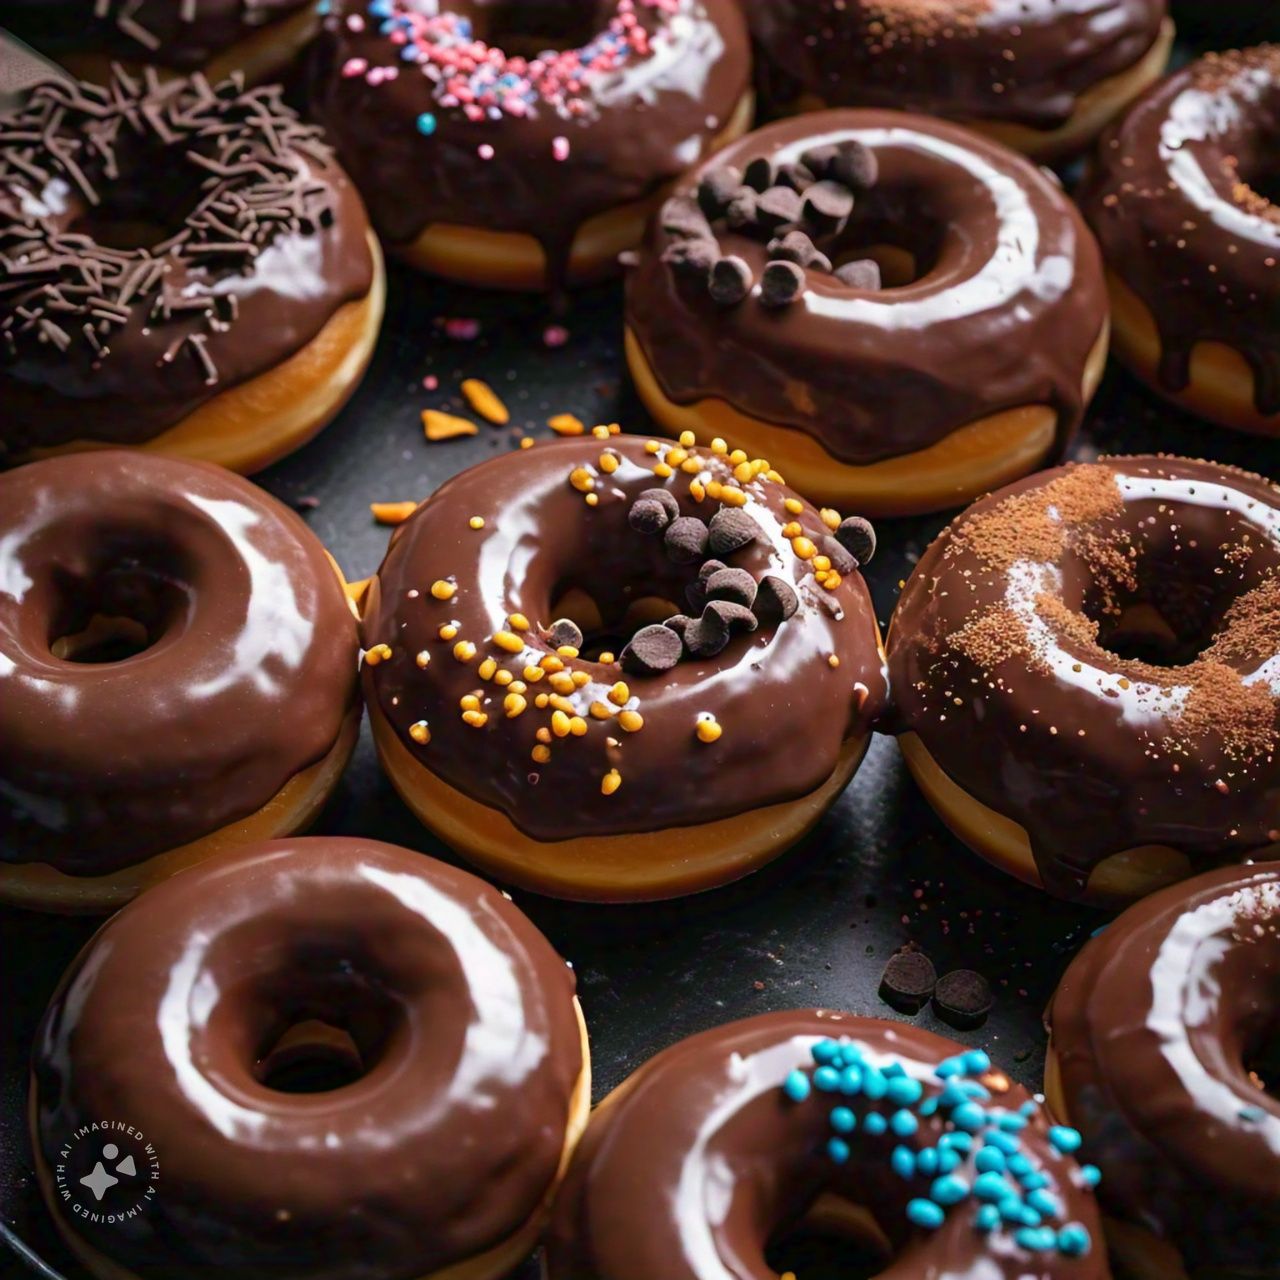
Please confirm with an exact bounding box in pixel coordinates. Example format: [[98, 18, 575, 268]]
[[4, 10, 1280, 1274]]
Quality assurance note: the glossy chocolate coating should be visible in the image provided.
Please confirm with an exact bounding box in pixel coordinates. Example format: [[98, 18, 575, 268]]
[[0, 0, 311, 69], [0, 72, 374, 455], [547, 1010, 1108, 1280], [627, 111, 1108, 466], [888, 455, 1280, 899], [304, 0, 751, 284], [745, 0, 1168, 131], [31, 836, 585, 1280], [1048, 863, 1280, 1272], [0, 451, 358, 875], [1081, 46, 1280, 416], [361, 435, 886, 840]]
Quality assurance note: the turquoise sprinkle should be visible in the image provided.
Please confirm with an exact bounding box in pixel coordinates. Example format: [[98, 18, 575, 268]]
[[882, 1060, 907, 1078], [1007, 1152, 1033, 1177], [951, 1102, 986, 1132], [1058, 1224, 1092, 1256], [931, 1175, 970, 1206], [416, 112, 438, 136], [918, 1096, 939, 1118], [975, 1147, 1006, 1174], [1048, 1125, 1082, 1154], [863, 1112, 887, 1136], [812, 1039, 840, 1065], [963, 1050, 992, 1074], [1239, 1105, 1265, 1123], [830, 1106, 856, 1134], [974, 1172, 1011, 1202], [985, 1130, 1020, 1156], [814, 1065, 840, 1092], [1000, 1197, 1029, 1224], [940, 1131, 972, 1153], [940, 1081, 969, 1108], [890, 1109, 918, 1137], [783, 1070, 811, 1102], [862, 1068, 888, 1100], [936, 1056, 964, 1079], [1027, 1189, 1059, 1218], [916, 1147, 939, 1176], [975, 1204, 1001, 1233], [887, 1076, 924, 1106], [996, 1110, 1026, 1130], [1080, 1164, 1102, 1188], [891, 1146, 916, 1178], [827, 1137, 850, 1164], [937, 1147, 961, 1175], [907, 1199, 946, 1230], [1015, 1226, 1057, 1251], [1022, 1172, 1050, 1192], [840, 1065, 863, 1095]]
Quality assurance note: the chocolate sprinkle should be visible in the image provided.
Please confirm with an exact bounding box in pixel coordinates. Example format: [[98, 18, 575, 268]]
[[707, 507, 762, 557], [697, 166, 741, 220], [663, 515, 710, 563], [803, 180, 855, 233], [620, 623, 683, 675], [756, 185, 804, 231], [683, 599, 758, 658], [743, 156, 775, 193], [830, 141, 879, 192], [703, 566, 757, 609], [628, 487, 679, 533]]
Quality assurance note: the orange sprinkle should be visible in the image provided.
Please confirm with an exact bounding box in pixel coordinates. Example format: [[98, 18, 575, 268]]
[[601, 768, 622, 796], [696, 718, 723, 744], [532, 744, 552, 764], [409, 721, 430, 744], [371, 501, 417, 525], [423, 409, 479, 441], [461, 379, 509, 425], [462, 709, 488, 728], [520, 437, 535, 450], [430, 579, 456, 601], [618, 710, 644, 733], [363, 643, 392, 666], [549, 413, 585, 436]]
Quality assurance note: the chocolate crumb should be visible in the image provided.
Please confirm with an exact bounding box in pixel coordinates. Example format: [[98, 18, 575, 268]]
[[709, 256, 753, 305], [662, 238, 716, 281], [776, 162, 816, 193], [660, 194, 711, 240], [800, 145, 839, 178], [664, 515, 710, 563], [629, 488, 679, 534], [835, 259, 883, 291], [761, 260, 806, 308], [836, 516, 877, 565], [880, 949, 938, 1013], [753, 575, 800, 623], [684, 600, 758, 658], [725, 190, 759, 231], [933, 970, 993, 1030], [621, 624, 683, 675], [768, 230, 824, 268], [708, 507, 762, 556]]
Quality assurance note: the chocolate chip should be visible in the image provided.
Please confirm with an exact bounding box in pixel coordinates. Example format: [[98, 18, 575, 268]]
[[707, 507, 762, 556], [775, 161, 816, 192], [628, 487, 679, 534], [835, 515, 877, 565], [704, 566, 757, 608], [664, 515, 710, 563], [820, 536, 857, 576], [834, 258, 882, 291], [830, 140, 878, 191], [697, 165, 742, 219], [800, 145, 838, 178], [683, 600, 758, 658], [620, 623, 683, 675], [547, 618, 584, 650], [698, 559, 728, 582], [803, 180, 855, 233], [933, 970, 993, 1030], [641, 487, 680, 518], [752, 574, 799, 623], [725, 189, 758, 231], [663, 614, 691, 636], [743, 156, 775, 192], [879, 949, 937, 1014], [685, 559, 727, 612], [662, 238, 716, 281], [756, 185, 804, 231], [708, 256, 753, 306], [761, 259, 805, 307], [661, 194, 712, 240], [768, 229, 821, 267]]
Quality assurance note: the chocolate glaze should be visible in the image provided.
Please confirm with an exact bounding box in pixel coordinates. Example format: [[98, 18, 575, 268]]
[[0, 70, 374, 457], [547, 1010, 1108, 1280], [303, 0, 751, 287], [887, 456, 1280, 899], [1048, 863, 1280, 1273], [744, 0, 1168, 132], [361, 435, 886, 841], [1080, 46, 1280, 417], [0, 1, 311, 70], [0, 451, 359, 875], [626, 111, 1108, 466], [31, 836, 585, 1280]]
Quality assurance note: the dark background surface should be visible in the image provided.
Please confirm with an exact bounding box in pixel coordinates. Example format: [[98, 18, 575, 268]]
[[4, 3, 1280, 1275]]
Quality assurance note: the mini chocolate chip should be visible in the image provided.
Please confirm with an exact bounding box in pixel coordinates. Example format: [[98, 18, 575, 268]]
[[880, 949, 937, 1014], [628, 498, 669, 534], [820, 536, 857, 576], [834, 258, 882, 291], [662, 238, 716, 281], [640, 487, 679, 518], [761, 259, 805, 307], [767, 229, 819, 266], [663, 614, 691, 636], [661, 194, 712, 240], [704, 567, 757, 608], [697, 165, 742, 219], [743, 156, 775, 192], [725, 189, 758, 230], [835, 515, 877, 564], [621, 624, 683, 675], [686, 557, 727, 611], [664, 515, 710, 563], [756, 185, 805, 231], [933, 970, 993, 1030], [684, 600, 758, 658], [752, 574, 799, 623], [547, 618, 584, 650], [830, 140, 878, 191], [800, 144, 838, 178], [707, 507, 762, 556], [775, 161, 816, 192], [709, 256, 753, 306], [803, 180, 855, 232], [698, 559, 728, 582]]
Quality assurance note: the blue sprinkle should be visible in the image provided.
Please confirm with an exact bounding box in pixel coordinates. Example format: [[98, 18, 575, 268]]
[[887, 1076, 924, 1106], [939, 1131, 973, 1152], [1019, 1101, 1038, 1117], [916, 1147, 939, 1176], [1239, 1106, 1266, 1123], [936, 1056, 964, 1079], [975, 1147, 1006, 1174], [961, 1081, 991, 1101], [368, 0, 393, 13], [831, 1106, 856, 1134], [827, 1137, 850, 1164], [1015, 1226, 1057, 1252], [891, 1146, 916, 1179], [863, 1112, 888, 1136], [975, 1204, 1001, 1233], [812, 1039, 840, 1065], [999, 1196, 1029, 1224], [814, 1066, 841, 1093], [937, 1148, 961, 1175], [315, 0, 330, 13], [931, 1175, 970, 1206], [882, 1060, 907, 1079], [862, 1068, 888, 1100], [1058, 1224, 1092, 1256], [1017, 1204, 1043, 1227], [974, 1172, 1011, 1202], [1048, 1125, 1083, 1154], [1080, 1164, 1102, 1188], [963, 1049, 992, 1074], [416, 112, 438, 136], [907, 1199, 946, 1230], [1008, 1153, 1034, 1180], [918, 1096, 939, 1118], [940, 1081, 970, 1109], [1021, 1172, 1050, 1192], [951, 1102, 986, 1133], [997, 1111, 1027, 1131], [985, 1130, 1020, 1156], [1027, 1189, 1059, 1218], [783, 1070, 811, 1102], [891, 1109, 919, 1137], [840, 1065, 864, 1096]]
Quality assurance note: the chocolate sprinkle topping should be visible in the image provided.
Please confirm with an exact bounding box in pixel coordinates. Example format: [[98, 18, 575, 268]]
[[708, 254, 753, 306], [752, 575, 799, 623], [664, 515, 711, 564], [621, 623, 684, 676], [708, 507, 762, 557]]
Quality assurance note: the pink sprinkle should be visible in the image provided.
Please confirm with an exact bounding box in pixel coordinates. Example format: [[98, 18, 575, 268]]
[[345, 13, 364, 31], [444, 317, 481, 341], [477, 143, 495, 160], [422, 375, 439, 390], [543, 324, 569, 348], [552, 135, 570, 161], [341, 57, 368, 78]]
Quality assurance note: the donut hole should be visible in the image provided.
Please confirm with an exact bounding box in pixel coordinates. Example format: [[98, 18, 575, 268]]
[[827, 199, 946, 290], [549, 584, 685, 662], [1244, 1023, 1280, 1101], [766, 1195, 894, 1280], [472, 1, 606, 55], [1084, 567, 1231, 668], [256, 1020, 367, 1094]]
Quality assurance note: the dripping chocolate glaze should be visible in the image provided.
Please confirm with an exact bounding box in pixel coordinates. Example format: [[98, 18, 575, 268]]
[[547, 1011, 1108, 1280], [361, 435, 887, 840], [1048, 863, 1280, 1271], [31, 837, 585, 1280], [303, 0, 751, 290], [1081, 45, 1280, 416], [887, 456, 1280, 900], [0, 452, 359, 875], [0, 0, 312, 69], [0, 68, 374, 457], [626, 111, 1108, 467], [744, 0, 1168, 132]]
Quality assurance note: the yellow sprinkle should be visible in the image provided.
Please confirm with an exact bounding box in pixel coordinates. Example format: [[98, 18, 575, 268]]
[[822, 571, 842, 590], [493, 631, 526, 654], [549, 413, 585, 436], [468, 516, 485, 530], [813, 555, 832, 573], [733, 461, 755, 484], [453, 640, 476, 662], [720, 487, 748, 508], [767, 469, 786, 484], [666, 446, 688, 467], [504, 693, 528, 718], [415, 650, 431, 668], [608, 423, 621, 435], [439, 623, 459, 641], [618, 710, 644, 733], [710, 437, 728, 455], [495, 669, 515, 687], [508, 613, 530, 631], [549, 693, 576, 714], [728, 449, 747, 466], [478, 657, 498, 680], [371, 501, 417, 525], [363, 643, 392, 666], [828, 655, 841, 668], [678, 430, 696, 447], [784, 497, 804, 515], [571, 670, 590, 687], [601, 768, 622, 796], [706, 479, 723, 500], [782, 521, 802, 538], [821, 507, 842, 530], [570, 716, 588, 737], [585, 492, 599, 507], [681, 457, 702, 474], [599, 651, 616, 664], [461, 378, 509, 425], [536, 727, 552, 744], [549, 672, 577, 695], [570, 466, 595, 493], [644, 440, 662, 454], [551, 710, 573, 738], [520, 436, 535, 449], [535, 693, 550, 708], [423, 409, 479, 441], [696, 718, 723, 744], [409, 721, 430, 744], [690, 479, 706, 502], [540, 654, 566, 673], [532, 744, 552, 764], [460, 693, 481, 712], [591, 424, 613, 439], [608, 681, 630, 706], [430, 579, 456, 601], [462, 709, 488, 728], [600, 452, 620, 474], [590, 701, 615, 719], [652, 462, 674, 479], [559, 645, 582, 660], [523, 665, 546, 683], [793, 536, 817, 560]]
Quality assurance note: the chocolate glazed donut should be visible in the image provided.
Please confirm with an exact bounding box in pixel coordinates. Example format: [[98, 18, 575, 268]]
[[0, 452, 360, 911], [304, 0, 753, 290], [1081, 46, 1280, 436], [547, 1011, 1109, 1280], [744, 0, 1173, 160], [30, 837, 591, 1280], [1047, 864, 1280, 1277], [887, 456, 1280, 904]]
